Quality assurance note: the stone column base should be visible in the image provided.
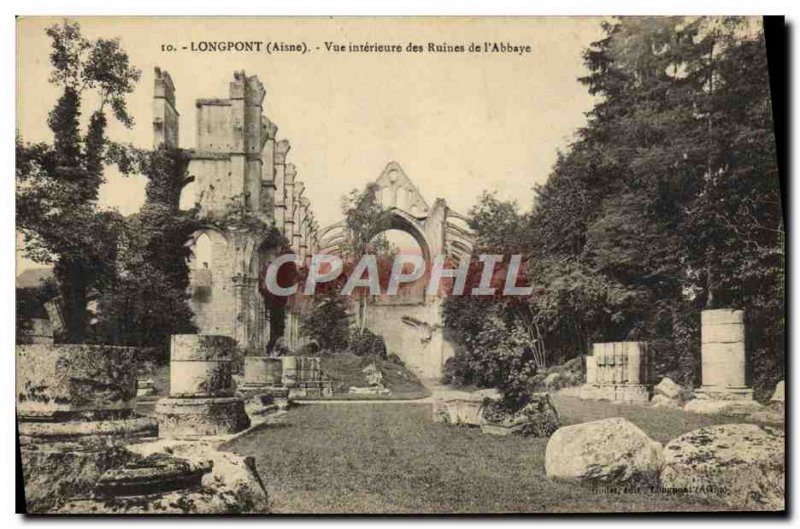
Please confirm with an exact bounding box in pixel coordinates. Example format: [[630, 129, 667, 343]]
[[578, 384, 650, 403], [18, 415, 157, 446], [694, 386, 754, 401], [155, 397, 250, 438], [20, 442, 138, 513], [288, 381, 334, 398]]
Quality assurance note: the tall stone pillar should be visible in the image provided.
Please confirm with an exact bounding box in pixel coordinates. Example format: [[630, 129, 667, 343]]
[[284, 164, 297, 242], [298, 197, 310, 261], [155, 335, 250, 438], [260, 117, 278, 216], [153, 67, 179, 148], [231, 273, 260, 351], [293, 185, 305, 255], [696, 309, 753, 400], [273, 140, 290, 232], [243, 76, 266, 213], [229, 72, 265, 213]]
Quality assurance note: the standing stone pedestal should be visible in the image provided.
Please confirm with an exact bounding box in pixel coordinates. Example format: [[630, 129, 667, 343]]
[[281, 356, 333, 398], [155, 335, 249, 438], [579, 342, 651, 403], [16, 344, 158, 512], [240, 356, 290, 412], [694, 309, 754, 401]]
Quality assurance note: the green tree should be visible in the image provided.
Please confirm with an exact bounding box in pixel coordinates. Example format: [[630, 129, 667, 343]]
[[91, 146, 201, 346], [530, 17, 783, 392], [16, 20, 141, 343], [444, 17, 783, 397], [339, 182, 395, 332], [299, 291, 351, 352]]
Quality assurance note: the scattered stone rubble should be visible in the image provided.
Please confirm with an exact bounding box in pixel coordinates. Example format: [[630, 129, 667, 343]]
[[432, 388, 502, 426], [649, 377, 686, 409], [544, 418, 785, 511], [479, 393, 560, 437], [18, 334, 274, 514], [349, 363, 391, 395]]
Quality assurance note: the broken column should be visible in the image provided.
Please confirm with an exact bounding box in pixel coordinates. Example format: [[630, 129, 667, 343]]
[[155, 335, 250, 438], [580, 342, 650, 403], [240, 355, 290, 411], [16, 344, 158, 511], [695, 309, 753, 401]]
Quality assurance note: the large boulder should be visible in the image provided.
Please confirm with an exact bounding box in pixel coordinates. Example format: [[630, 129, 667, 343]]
[[660, 424, 785, 511], [479, 393, 560, 437], [545, 418, 663, 486]]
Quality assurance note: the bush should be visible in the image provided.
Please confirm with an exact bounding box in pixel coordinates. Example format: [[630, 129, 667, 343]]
[[440, 355, 471, 387], [348, 328, 386, 358], [296, 340, 321, 357], [528, 356, 585, 393], [299, 294, 350, 352]]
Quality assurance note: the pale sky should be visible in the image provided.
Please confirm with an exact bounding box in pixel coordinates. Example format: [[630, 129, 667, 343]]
[[17, 17, 603, 266]]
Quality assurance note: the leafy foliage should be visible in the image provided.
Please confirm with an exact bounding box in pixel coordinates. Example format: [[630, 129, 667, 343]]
[[347, 328, 387, 358], [339, 182, 397, 333], [443, 17, 783, 400], [299, 292, 351, 352], [91, 146, 201, 346], [16, 21, 141, 343]]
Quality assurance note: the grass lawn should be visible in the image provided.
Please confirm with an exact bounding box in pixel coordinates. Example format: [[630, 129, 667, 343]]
[[221, 396, 760, 514]]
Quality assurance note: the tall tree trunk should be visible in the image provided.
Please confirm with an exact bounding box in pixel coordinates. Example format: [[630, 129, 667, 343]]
[[59, 259, 88, 343]]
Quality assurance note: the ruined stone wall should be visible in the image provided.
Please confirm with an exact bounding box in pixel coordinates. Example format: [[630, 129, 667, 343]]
[[364, 299, 455, 380], [187, 229, 236, 338], [153, 68, 179, 148]]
